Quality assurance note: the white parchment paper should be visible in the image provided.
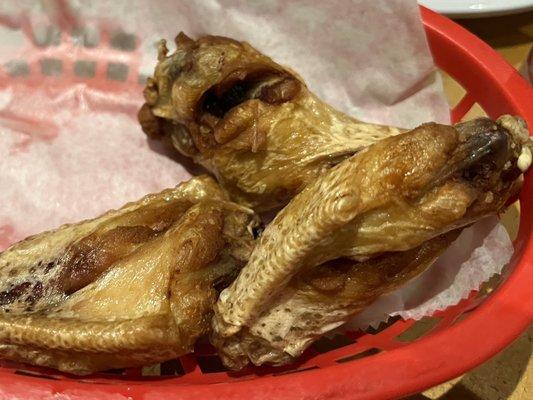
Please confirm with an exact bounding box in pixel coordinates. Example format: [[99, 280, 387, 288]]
[[0, 0, 512, 328]]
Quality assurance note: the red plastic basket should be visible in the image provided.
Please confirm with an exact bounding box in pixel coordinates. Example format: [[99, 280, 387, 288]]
[[0, 6, 531, 400]]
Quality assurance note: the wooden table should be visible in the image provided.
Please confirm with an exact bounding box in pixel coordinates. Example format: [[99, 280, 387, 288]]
[[409, 10, 532, 400]]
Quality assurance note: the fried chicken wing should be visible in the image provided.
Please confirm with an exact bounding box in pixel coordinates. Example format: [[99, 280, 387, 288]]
[[212, 116, 531, 369], [139, 33, 401, 211], [0, 176, 258, 375]]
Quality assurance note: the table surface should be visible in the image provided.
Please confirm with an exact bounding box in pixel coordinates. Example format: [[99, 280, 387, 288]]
[[408, 10, 532, 400]]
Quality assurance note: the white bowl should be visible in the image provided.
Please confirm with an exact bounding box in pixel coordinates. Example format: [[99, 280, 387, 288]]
[[419, 0, 533, 18]]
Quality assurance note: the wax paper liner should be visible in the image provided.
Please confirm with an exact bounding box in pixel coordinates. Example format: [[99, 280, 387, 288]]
[[0, 0, 513, 328]]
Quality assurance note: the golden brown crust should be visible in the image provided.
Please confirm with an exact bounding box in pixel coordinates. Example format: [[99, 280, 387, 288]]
[[213, 232, 458, 370], [212, 117, 529, 369], [0, 176, 258, 374], [139, 33, 401, 211]]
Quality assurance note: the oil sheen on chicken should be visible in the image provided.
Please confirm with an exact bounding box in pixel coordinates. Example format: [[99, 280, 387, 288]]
[[212, 116, 532, 369], [138, 33, 401, 211], [0, 176, 258, 375]]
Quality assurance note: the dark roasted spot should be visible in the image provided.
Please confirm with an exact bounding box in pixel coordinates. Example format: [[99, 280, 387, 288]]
[[200, 71, 298, 120], [44, 262, 56, 274], [168, 61, 184, 80], [453, 128, 510, 185], [0, 282, 32, 306], [26, 282, 44, 305], [202, 80, 251, 118], [252, 225, 263, 239], [34, 282, 43, 296]]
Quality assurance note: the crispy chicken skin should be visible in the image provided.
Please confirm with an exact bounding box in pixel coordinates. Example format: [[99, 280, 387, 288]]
[[3, 27, 532, 375], [212, 116, 532, 369], [139, 33, 401, 211], [0, 176, 258, 375]]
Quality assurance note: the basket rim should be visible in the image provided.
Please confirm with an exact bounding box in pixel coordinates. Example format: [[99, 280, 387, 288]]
[[0, 6, 531, 400]]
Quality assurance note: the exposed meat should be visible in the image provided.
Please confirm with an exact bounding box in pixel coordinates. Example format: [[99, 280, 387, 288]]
[[0, 282, 32, 307]]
